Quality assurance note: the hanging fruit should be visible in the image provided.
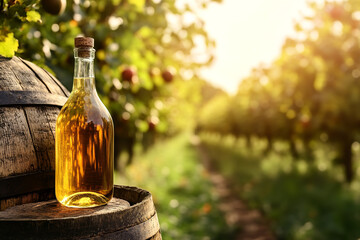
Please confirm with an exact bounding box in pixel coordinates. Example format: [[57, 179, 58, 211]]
[[161, 69, 174, 83], [121, 67, 137, 85], [41, 0, 66, 15]]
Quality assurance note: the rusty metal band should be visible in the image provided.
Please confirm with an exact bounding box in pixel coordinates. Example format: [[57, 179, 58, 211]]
[[0, 91, 67, 107], [0, 171, 55, 199]]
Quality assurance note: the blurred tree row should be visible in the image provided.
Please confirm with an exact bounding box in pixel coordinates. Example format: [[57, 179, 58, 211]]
[[0, 0, 222, 169], [198, 0, 360, 183]]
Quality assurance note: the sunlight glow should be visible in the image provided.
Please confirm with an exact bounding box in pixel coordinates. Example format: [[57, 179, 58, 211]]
[[197, 0, 325, 94]]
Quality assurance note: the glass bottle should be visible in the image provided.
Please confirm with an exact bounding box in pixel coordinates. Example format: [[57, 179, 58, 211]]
[[55, 37, 114, 208]]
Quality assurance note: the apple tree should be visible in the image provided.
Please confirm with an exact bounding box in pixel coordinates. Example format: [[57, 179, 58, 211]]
[[0, 0, 222, 169]]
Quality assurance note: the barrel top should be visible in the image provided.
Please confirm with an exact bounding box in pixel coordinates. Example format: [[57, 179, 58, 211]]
[[0, 185, 152, 221], [0, 56, 70, 97], [0, 197, 130, 220], [0, 186, 160, 240]]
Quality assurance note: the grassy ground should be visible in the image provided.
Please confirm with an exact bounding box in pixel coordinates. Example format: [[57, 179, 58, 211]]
[[115, 133, 235, 240], [200, 133, 360, 240]]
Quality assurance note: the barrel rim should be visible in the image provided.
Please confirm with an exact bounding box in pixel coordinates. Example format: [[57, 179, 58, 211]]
[[0, 185, 154, 222], [0, 185, 159, 239]]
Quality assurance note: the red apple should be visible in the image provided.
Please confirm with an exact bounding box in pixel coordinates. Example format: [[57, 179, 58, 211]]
[[161, 70, 173, 83], [121, 67, 136, 84], [41, 0, 66, 15]]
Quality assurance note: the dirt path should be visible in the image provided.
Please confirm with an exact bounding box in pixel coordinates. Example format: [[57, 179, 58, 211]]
[[196, 141, 276, 240]]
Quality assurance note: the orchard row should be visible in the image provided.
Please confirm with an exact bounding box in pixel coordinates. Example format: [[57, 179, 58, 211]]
[[198, 1, 360, 183]]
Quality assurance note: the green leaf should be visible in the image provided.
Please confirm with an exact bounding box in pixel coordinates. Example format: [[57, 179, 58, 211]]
[[137, 26, 152, 38], [128, 0, 145, 10], [26, 10, 41, 22], [136, 119, 149, 132], [0, 33, 19, 58]]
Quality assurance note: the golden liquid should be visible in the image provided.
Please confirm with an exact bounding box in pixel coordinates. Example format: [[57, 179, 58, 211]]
[[55, 78, 114, 208]]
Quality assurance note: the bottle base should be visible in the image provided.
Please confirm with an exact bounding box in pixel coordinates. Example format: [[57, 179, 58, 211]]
[[60, 192, 110, 208]]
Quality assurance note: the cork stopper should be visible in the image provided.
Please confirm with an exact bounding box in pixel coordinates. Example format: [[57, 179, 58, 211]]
[[74, 37, 94, 48], [74, 37, 94, 58]]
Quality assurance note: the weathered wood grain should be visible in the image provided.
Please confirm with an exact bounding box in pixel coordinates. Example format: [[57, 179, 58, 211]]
[[0, 107, 37, 177], [20, 58, 67, 96], [0, 57, 23, 91], [10, 57, 51, 92], [0, 196, 130, 219], [24, 106, 57, 171], [41, 67, 71, 97], [148, 230, 162, 240], [44, 106, 59, 150]]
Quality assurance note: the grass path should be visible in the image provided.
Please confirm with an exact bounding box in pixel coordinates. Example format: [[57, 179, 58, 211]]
[[115, 133, 235, 239], [200, 133, 360, 240], [197, 140, 275, 240]]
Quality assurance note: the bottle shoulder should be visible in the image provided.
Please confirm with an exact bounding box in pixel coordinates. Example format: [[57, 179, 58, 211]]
[[57, 91, 113, 126]]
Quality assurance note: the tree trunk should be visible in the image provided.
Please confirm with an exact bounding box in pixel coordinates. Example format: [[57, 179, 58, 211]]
[[126, 137, 136, 166], [303, 137, 313, 161], [289, 138, 299, 159], [264, 134, 273, 155], [341, 139, 353, 183], [245, 134, 252, 149]]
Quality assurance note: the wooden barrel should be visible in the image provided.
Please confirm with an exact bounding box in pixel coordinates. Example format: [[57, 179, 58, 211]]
[[0, 56, 69, 210], [0, 185, 161, 240]]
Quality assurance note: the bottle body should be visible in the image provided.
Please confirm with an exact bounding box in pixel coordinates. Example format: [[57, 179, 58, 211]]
[[55, 39, 114, 208], [56, 78, 114, 207]]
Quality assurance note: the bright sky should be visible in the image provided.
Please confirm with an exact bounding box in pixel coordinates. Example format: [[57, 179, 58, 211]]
[[197, 0, 321, 94]]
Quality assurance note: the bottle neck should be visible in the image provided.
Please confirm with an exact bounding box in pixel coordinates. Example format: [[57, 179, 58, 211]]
[[73, 48, 96, 92]]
